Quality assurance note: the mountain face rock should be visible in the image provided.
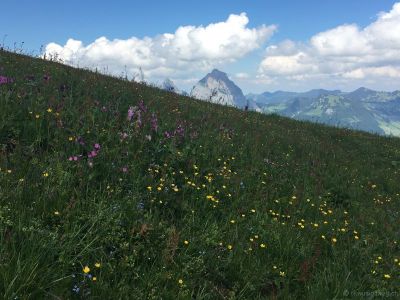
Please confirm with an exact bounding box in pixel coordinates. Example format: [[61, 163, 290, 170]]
[[162, 78, 181, 94], [191, 69, 260, 111], [251, 88, 400, 136]]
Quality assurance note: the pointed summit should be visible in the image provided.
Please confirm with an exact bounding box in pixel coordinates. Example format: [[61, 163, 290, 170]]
[[162, 78, 180, 94], [190, 69, 260, 111]]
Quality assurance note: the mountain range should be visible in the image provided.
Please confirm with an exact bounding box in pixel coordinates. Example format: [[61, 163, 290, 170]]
[[158, 70, 400, 137]]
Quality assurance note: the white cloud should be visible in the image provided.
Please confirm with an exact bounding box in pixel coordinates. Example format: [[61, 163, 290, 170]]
[[258, 2, 400, 89], [235, 72, 249, 79], [45, 13, 276, 81]]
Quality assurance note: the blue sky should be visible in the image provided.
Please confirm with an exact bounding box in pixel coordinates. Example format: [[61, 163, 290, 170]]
[[1, 0, 400, 93]]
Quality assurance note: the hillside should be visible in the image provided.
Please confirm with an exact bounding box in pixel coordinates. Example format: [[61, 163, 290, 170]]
[[1, 50, 399, 299]]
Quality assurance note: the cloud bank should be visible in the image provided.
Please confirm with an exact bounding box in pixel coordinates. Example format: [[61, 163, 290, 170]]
[[45, 13, 275, 80], [258, 2, 400, 90]]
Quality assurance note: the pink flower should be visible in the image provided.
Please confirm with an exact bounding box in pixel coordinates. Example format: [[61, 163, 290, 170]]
[[94, 143, 101, 150], [122, 167, 128, 173]]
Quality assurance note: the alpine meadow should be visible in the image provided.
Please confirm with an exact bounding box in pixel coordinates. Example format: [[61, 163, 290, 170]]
[[0, 49, 399, 299]]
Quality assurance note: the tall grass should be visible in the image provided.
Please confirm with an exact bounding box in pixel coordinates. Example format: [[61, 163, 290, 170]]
[[0, 50, 399, 299]]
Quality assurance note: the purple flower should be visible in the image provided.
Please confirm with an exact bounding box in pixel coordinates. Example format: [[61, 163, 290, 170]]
[[94, 143, 101, 150], [138, 100, 147, 113], [77, 136, 85, 146], [164, 131, 172, 138], [136, 110, 142, 127], [174, 124, 185, 137], [127, 106, 135, 121], [151, 113, 158, 132], [0, 76, 13, 85]]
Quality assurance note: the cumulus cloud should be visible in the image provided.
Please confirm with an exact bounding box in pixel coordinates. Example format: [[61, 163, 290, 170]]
[[258, 2, 400, 89], [45, 13, 276, 80]]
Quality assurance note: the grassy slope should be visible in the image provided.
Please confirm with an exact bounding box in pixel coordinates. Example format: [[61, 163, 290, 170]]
[[0, 50, 399, 299]]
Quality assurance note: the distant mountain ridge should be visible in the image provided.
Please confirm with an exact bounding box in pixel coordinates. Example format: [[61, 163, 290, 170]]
[[247, 87, 400, 136], [157, 69, 400, 137]]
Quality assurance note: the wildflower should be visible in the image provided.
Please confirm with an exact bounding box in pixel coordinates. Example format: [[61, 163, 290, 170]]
[[354, 235, 359, 240], [227, 245, 233, 250], [260, 243, 266, 248], [127, 106, 135, 121], [35, 114, 40, 119], [95, 262, 101, 268], [151, 113, 158, 132], [147, 186, 152, 191], [0, 76, 13, 85], [83, 266, 90, 273], [251, 209, 256, 213], [230, 220, 235, 224], [92, 277, 97, 281], [372, 184, 377, 188], [122, 167, 128, 173], [384, 274, 391, 279], [43, 172, 49, 177], [321, 235, 326, 239], [54, 211, 60, 216], [184, 240, 189, 245], [279, 271, 285, 277], [332, 237, 337, 243], [94, 143, 101, 150]]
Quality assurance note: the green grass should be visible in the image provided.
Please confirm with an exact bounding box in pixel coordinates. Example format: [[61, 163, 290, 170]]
[[0, 50, 399, 299]]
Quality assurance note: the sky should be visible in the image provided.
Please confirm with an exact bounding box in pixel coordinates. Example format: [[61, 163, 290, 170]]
[[1, 0, 400, 93]]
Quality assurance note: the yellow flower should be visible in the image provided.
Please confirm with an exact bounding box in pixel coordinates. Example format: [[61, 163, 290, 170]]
[[43, 172, 49, 177], [95, 262, 101, 268], [178, 279, 184, 285], [332, 237, 337, 243], [83, 266, 90, 273], [279, 271, 285, 277], [47, 108, 52, 113], [321, 235, 326, 239], [184, 240, 189, 245], [35, 114, 40, 119], [92, 277, 97, 281], [146, 186, 152, 191], [227, 245, 233, 250], [230, 220, 235, 224], [354, 235, 359, 240], [54, 211, 60, 216], [251, 209, 256, 213], [384, 274, 391, 279], [260, 243, 266, 248], [372, 184, 377, 188]]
